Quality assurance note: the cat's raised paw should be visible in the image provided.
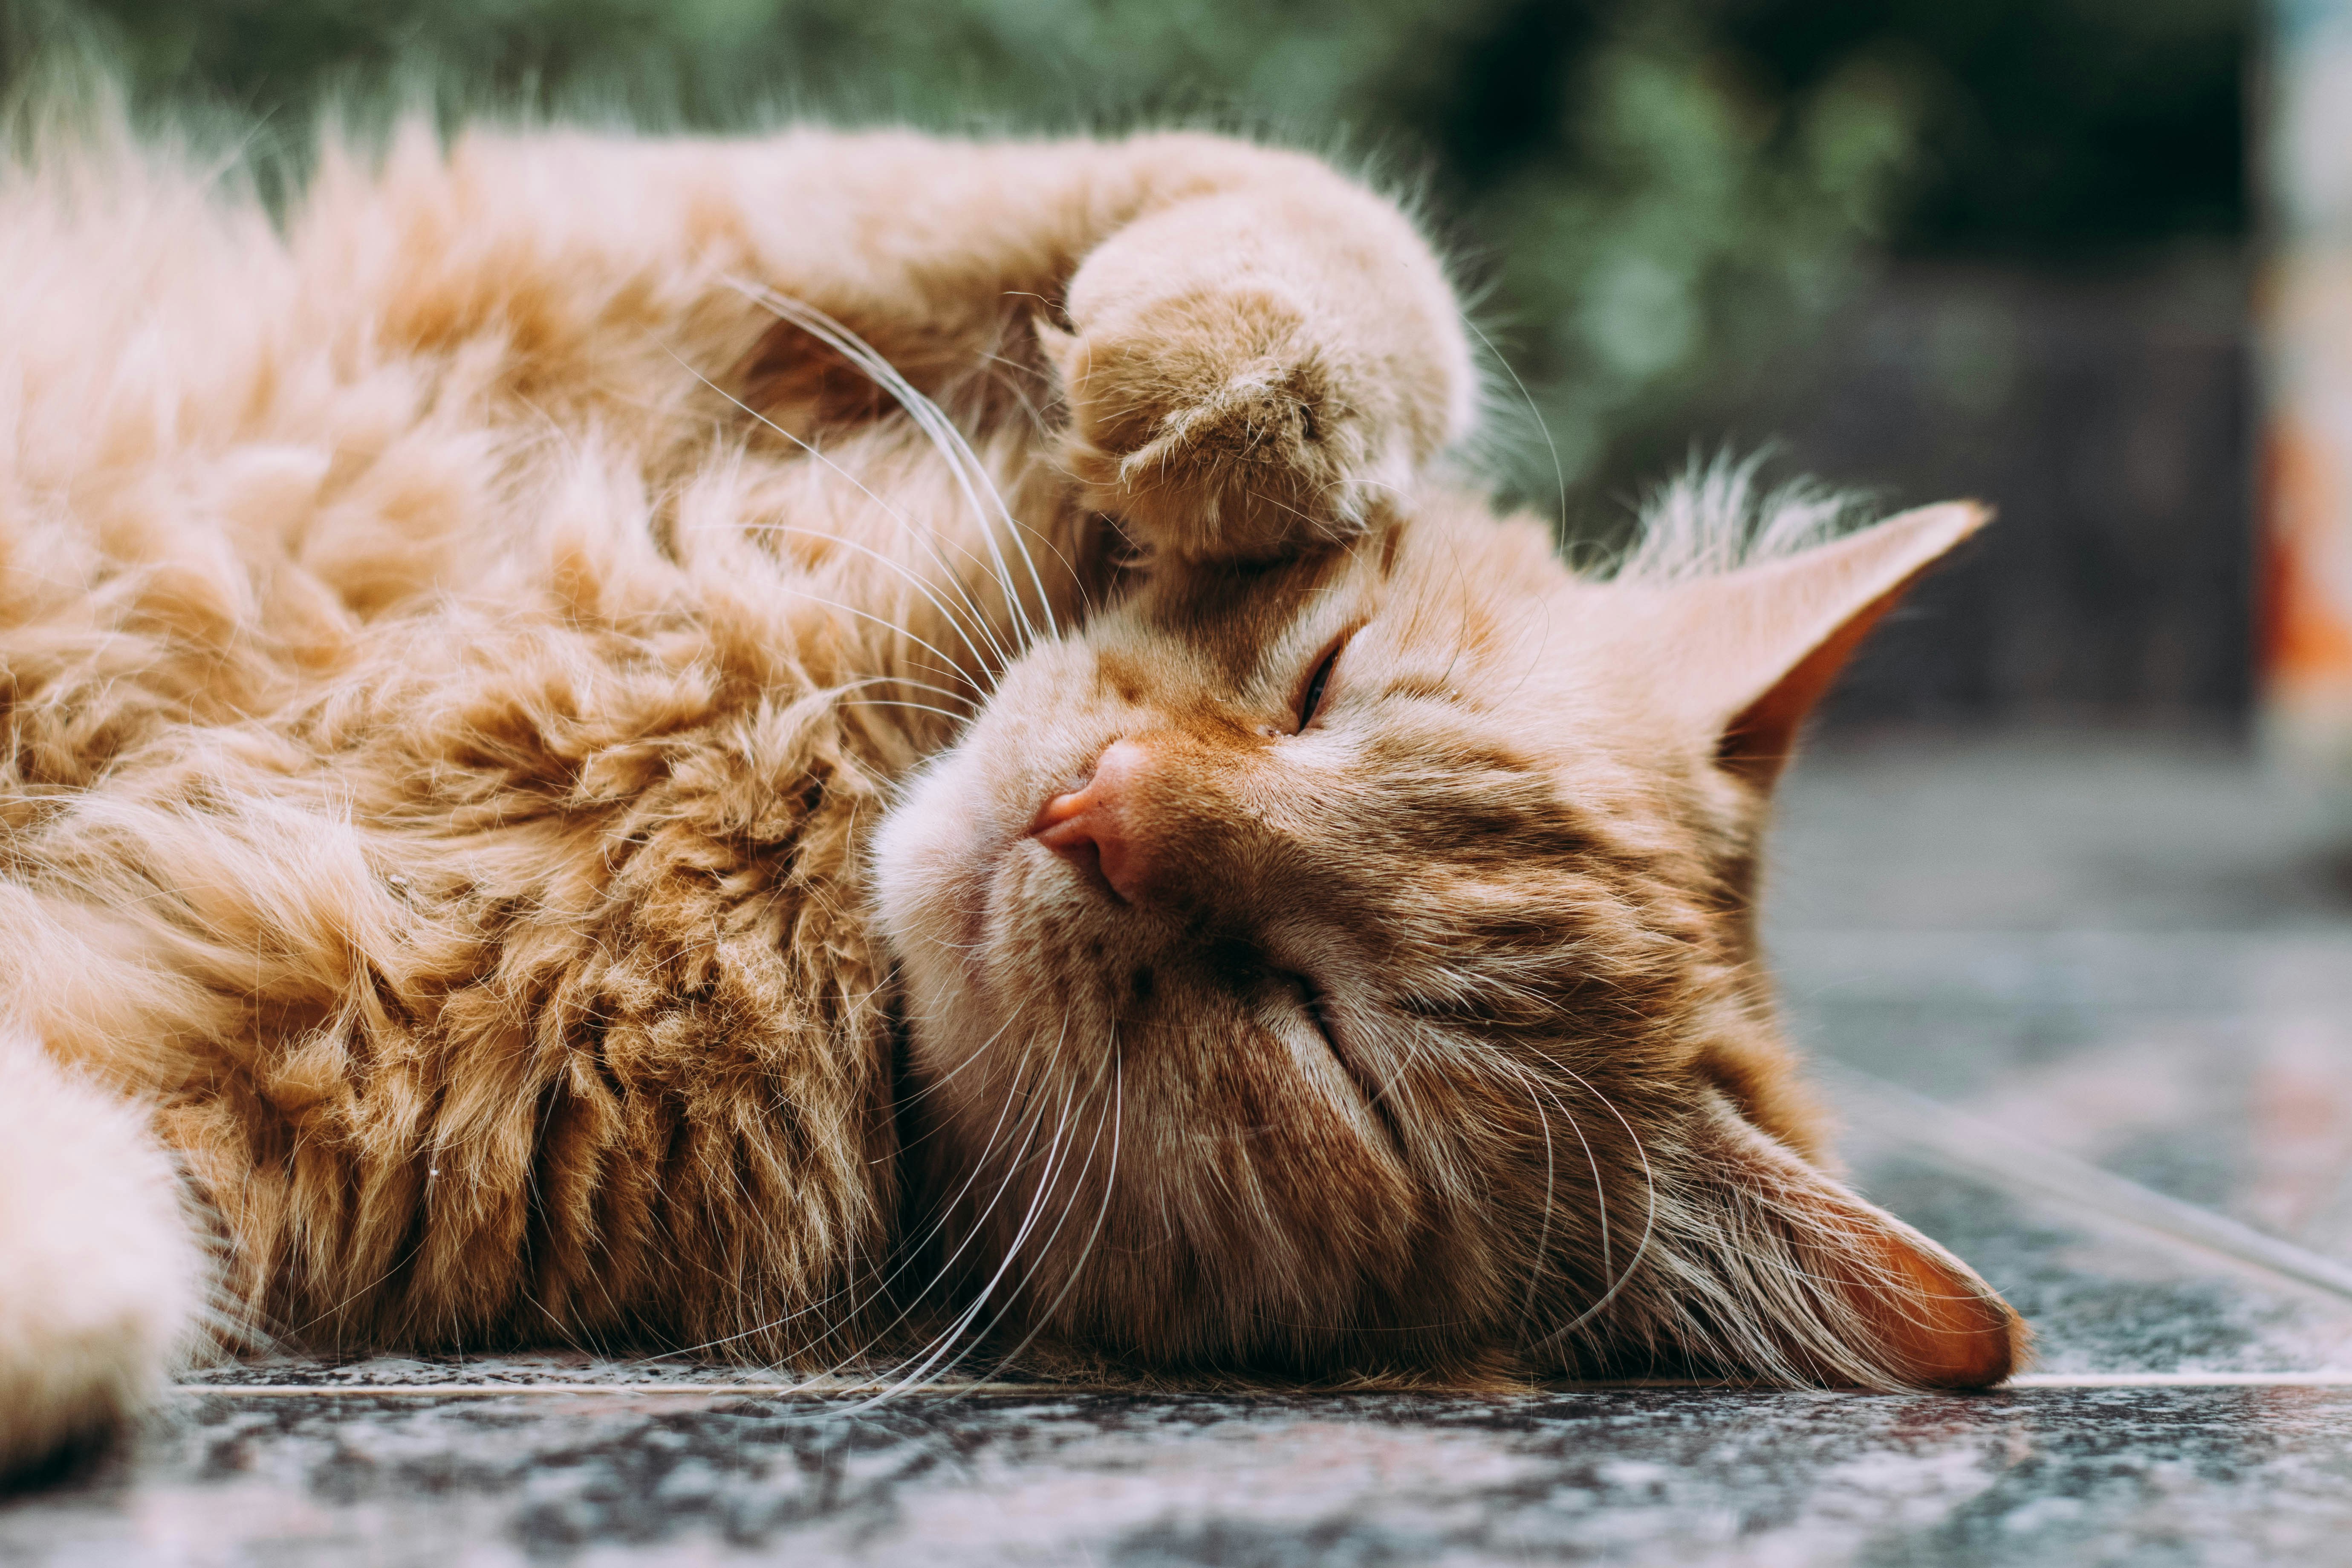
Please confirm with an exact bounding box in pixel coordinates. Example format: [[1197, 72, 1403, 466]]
[[1046, 288, 1414, 564]]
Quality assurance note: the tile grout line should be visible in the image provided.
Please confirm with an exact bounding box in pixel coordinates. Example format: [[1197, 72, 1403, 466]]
[[170, 1373, 2352, 1397], [1774, 927, 2352, 943], [2006, 1373, 2352, 1387], [169, 1381, 1052, 1398]]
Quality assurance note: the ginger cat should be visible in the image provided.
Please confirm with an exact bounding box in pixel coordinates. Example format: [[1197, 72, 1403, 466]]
[[0, 119, 2022, 1475]]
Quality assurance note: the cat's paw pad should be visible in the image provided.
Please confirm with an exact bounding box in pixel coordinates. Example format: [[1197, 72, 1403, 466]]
[[1046, 289, 1410, 563]]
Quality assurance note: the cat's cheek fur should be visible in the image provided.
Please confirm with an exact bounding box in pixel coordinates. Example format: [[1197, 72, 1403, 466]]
[[0, 1044, 210, 1476]]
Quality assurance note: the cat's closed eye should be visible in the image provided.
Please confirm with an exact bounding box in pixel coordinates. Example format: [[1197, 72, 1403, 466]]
[[1296, 643, 1342, 731], [1293, 977, 1345, 1059]]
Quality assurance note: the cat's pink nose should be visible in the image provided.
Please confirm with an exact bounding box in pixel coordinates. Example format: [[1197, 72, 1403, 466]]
[[1029, 740, 1153, 904]]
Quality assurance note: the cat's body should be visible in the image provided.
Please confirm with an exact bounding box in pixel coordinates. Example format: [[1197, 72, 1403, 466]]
[[0, 120, 2021, 1474]]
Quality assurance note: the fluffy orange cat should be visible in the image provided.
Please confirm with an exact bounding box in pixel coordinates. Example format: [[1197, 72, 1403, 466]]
[[0, 118, 2024, 1473]]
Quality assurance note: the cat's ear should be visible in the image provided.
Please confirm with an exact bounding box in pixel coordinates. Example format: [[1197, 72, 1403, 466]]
[[1642, 502, 1985, 786], [1646, 1098, 2027, 1389]]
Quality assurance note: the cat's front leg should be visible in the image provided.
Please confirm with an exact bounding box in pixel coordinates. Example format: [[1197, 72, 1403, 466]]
[[0, 1044, 210, 1478], [1049, 142, 1477, 563]]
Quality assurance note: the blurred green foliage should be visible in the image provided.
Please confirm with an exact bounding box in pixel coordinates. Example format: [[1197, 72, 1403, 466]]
[[1, 0, 2247, 520]]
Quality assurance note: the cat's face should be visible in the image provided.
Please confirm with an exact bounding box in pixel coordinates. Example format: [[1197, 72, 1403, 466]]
[[875, 490, 2026, 1389]]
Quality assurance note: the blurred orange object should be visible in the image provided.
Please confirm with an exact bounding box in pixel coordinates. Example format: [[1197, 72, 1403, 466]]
[[2261, 10, 2352, 822], [2262, 412, 2352, 698]]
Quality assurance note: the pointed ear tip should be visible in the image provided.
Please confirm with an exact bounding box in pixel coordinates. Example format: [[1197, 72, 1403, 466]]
[[1912, 1293, 2032, 1390], [1888, 1256, 2032, 1388], [1883, 498, 1994, 549], [1846, 1204, 2031, 1389], [1986, 1304, 2035, 1385]]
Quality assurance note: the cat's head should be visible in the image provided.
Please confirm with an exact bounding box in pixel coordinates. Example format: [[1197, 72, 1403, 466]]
[[873, 481, 2025, 1389]]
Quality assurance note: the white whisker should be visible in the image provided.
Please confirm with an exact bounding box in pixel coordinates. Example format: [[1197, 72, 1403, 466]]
[[730, 283, 1061, 650], [1466, 317, 1565, 529], [750, 521, 1010, 677], [837, 699, 976, 727], [1534, 1069, 1658, 1350], [658, 345, 1011, 675], [969, 1024, 1124, 1383], [1503, 1062, 1557, 1333], [846, 1015, 1078, 1404]]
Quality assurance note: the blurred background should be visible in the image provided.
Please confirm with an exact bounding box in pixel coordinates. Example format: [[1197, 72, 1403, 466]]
[[0, 0, 2256, 731]]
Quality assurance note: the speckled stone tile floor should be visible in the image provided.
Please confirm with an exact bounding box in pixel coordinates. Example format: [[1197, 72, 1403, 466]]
[[9, 728, 2352, 1567]]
